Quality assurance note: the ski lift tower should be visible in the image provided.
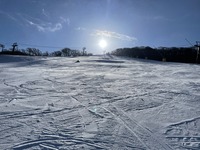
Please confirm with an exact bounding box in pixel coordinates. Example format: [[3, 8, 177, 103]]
[[0, 44, 5, 52], [12, 42, 18, 53], [195, 41, 200, 63]]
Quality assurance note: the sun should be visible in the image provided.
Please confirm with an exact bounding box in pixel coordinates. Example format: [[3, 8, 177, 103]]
[[98, 39, 107, 49]]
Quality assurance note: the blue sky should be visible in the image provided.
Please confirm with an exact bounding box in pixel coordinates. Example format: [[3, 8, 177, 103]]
[[0, 0, 200, 54]]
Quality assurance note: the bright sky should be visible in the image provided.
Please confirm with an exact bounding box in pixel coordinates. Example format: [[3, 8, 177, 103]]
[[0, 0, 200, 54]]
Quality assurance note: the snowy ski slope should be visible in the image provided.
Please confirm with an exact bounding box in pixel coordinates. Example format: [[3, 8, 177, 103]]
[[0, 55, 200, 150]]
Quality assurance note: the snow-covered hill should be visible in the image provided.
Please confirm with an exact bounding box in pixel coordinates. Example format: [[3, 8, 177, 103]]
[[0, 55, 200, 150]]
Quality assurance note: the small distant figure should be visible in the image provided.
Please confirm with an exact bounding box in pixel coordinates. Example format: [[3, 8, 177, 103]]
[[75, 60, 80, 63]]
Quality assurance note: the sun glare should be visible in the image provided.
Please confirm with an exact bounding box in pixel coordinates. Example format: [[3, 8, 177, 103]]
[[98, 39, 107, 49]]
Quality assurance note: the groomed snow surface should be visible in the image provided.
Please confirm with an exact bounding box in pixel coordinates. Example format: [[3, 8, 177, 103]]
[[0, 55, 200, 150]]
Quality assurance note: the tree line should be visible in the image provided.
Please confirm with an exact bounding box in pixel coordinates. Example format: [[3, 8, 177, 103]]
[[111, 46, 200, 64], [0, 43, 92, 57]]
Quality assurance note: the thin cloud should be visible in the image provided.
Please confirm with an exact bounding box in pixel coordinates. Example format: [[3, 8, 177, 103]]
[[66, 18, 70, 26], [92, 30, 137, 42], [1, 9, 66, 33], [0, 11, 22, 24], [75, 27, 86, 31], [16, 13, 63, 32], [153, 16, 165, 20], [26, 19, 62, 32], [42, 8, 49, 18], [60, 16, 66, 23], [60, 16, 70, 26], [50, 23, 62, 32], [151, 15, 171, 21], [26, 19, 45, 32]]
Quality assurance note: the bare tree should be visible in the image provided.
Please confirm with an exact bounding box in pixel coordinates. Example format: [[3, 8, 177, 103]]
[[43, 51, 49, 56], [51, 51, 62, 57], [26, 48, 42, 56], [82, 47, 86, 56], [61, 48, 71, 56], [195, 41, 200, 63]]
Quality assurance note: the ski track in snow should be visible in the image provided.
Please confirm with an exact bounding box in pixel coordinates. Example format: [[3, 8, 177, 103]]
[[0, 55, 200, 149]]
